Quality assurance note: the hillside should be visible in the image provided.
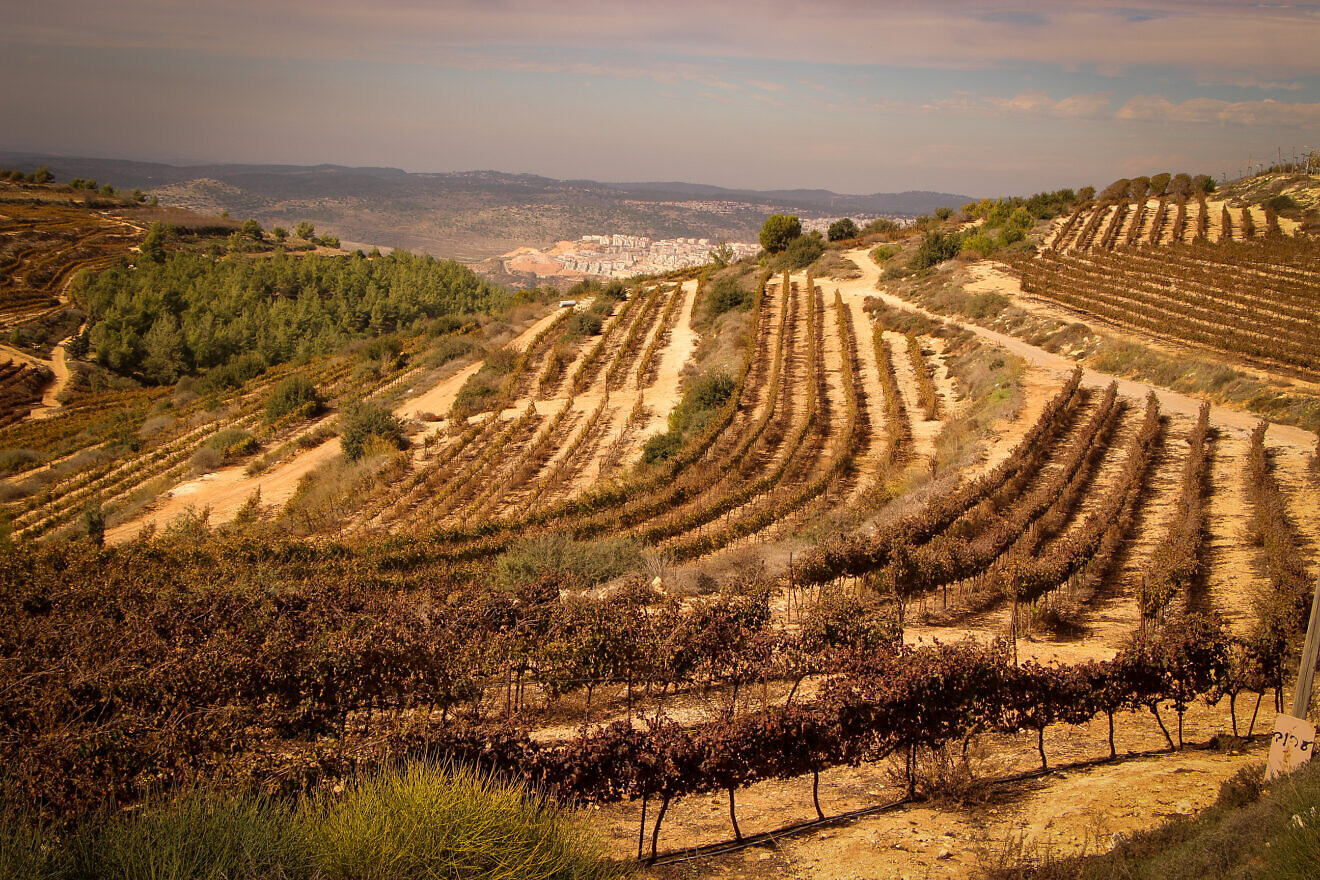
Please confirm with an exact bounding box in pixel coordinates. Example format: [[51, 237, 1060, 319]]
[[1, 172, 1319, 879], [0, 153, 974, 264]]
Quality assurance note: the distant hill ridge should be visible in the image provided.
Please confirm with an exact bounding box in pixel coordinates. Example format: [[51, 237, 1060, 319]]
[[0, 152, 976, 266], [0, 152, 975, 217]]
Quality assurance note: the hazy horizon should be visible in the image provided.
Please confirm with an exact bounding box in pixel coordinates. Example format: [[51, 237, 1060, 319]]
[[6, 1, 1319, 197]]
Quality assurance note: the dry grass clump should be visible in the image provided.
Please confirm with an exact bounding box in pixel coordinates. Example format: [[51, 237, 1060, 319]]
[[2, 763, 627, 880]]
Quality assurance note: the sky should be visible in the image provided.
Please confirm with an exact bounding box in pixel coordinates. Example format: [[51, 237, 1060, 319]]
[[4, 1, 1320, 197]]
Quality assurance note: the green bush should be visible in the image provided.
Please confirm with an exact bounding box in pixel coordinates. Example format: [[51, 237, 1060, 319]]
[[703, 275, 752, 319], [641, 429, 684, 463], [68, 788, 306, 880], [482, 346, 518, 376], [567, 310, 604, 337], [264, 376, 322, 423], [0, 449, 39, 475], [427, 314, 465, 336], [870, 244, 898, 263], [771, 231, 824, 271], [362, 334, 403, 364], [496, 534, 641, 588], [206, 428, 257, 461], [963, 291, 1010, 319], [912, 230, 963, 270], [1266, 194, 1299, 213], [306, 763, 624, 880], [863, 217, 902, 238], [828, 217, 860, 241], [427, 333, 479, 367], [670, 370, 735, 434], [200, 352, 267, 393], [337, 400, 406, 461]]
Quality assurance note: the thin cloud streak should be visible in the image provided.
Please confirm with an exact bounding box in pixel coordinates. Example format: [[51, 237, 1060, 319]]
[[9, 1, 1320, 77]]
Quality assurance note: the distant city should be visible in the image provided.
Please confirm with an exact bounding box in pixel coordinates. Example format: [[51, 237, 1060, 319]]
[[555, 234, 760, 276], [501, 216, 896, 279]]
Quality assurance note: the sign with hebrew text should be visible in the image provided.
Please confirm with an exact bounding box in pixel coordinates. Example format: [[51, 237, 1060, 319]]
[[1267, 714, 1315, 781]]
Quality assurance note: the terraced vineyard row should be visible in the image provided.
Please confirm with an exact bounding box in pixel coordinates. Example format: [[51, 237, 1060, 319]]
[[1016, 236, 1320, 381], [0, 360, 50, 427], [1046, 196, 1278, 253], [0, 195, 141, 328]]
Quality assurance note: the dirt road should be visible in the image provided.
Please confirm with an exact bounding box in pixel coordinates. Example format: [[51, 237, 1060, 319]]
[[837, 247, 1315, 449], [106, 307, 568, 542]]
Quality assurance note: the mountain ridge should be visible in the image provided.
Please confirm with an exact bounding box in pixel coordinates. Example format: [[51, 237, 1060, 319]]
[[0, 152, 976, 266]]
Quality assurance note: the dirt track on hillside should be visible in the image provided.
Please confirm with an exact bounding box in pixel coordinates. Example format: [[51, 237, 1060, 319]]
[[105, 308, 569, 542]]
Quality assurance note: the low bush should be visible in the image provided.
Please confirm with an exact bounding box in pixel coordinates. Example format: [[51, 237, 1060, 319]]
[[641, 429, 684, 463], [264, 375, 322, 423], [641, 369, 735, 464], [199, 351, 267, 393], [702, 275, 753, 319], [496, 534, 642, 588], [912, 230, 964, 270], [337, 400, 406, 461], [427, 333, 479, 367], [770, 231, 825, 271]]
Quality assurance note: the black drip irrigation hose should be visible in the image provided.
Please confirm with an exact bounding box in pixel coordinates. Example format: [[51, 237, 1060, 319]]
[[642, 733, 1268, 867]]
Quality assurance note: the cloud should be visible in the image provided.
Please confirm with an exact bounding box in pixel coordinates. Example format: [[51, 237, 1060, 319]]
[[871, 90, 1113, 120], [1116, 94, 1320, 127], [8, 0, 1320, 78]]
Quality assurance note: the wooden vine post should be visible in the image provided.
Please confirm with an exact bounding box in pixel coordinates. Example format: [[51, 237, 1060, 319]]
[[1267, 575, 1320, 780]]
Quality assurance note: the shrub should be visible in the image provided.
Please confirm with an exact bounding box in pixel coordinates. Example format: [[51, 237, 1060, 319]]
[[200, 352, 267, 392], [703, 275, 752, 319], [912, 230, 963, 269], [427, 314, 464, 336], [0, 449, 39, 475], [863, 217, 902, 238], [40, 764, 624, 880], [205, 428, 257, 461], [670, 370, 735, 434], [641, 429, 684, 463], [771, 231, 825, 271], [566, 310, 604, 337], [264, 375, 322, 423], [362, 334, 403, 364], [337, 400, 406, 461], [482, 346, 518, 376], [963, 291, 1010, 319], [961, 230, 995, 259], [828, 217, 860, 241], [67, 788, 306, 880], [1266, 194, 1298, 213], [314, 763, 627, 880], [496, 534, 642, 588]]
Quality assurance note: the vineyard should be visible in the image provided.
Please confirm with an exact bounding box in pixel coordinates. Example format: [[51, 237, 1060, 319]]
[[1042, 195, 1290, 253], [1000, 179, 1320, 386], [2, 215, 1319, 874], [0, 189, 141, 334]]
